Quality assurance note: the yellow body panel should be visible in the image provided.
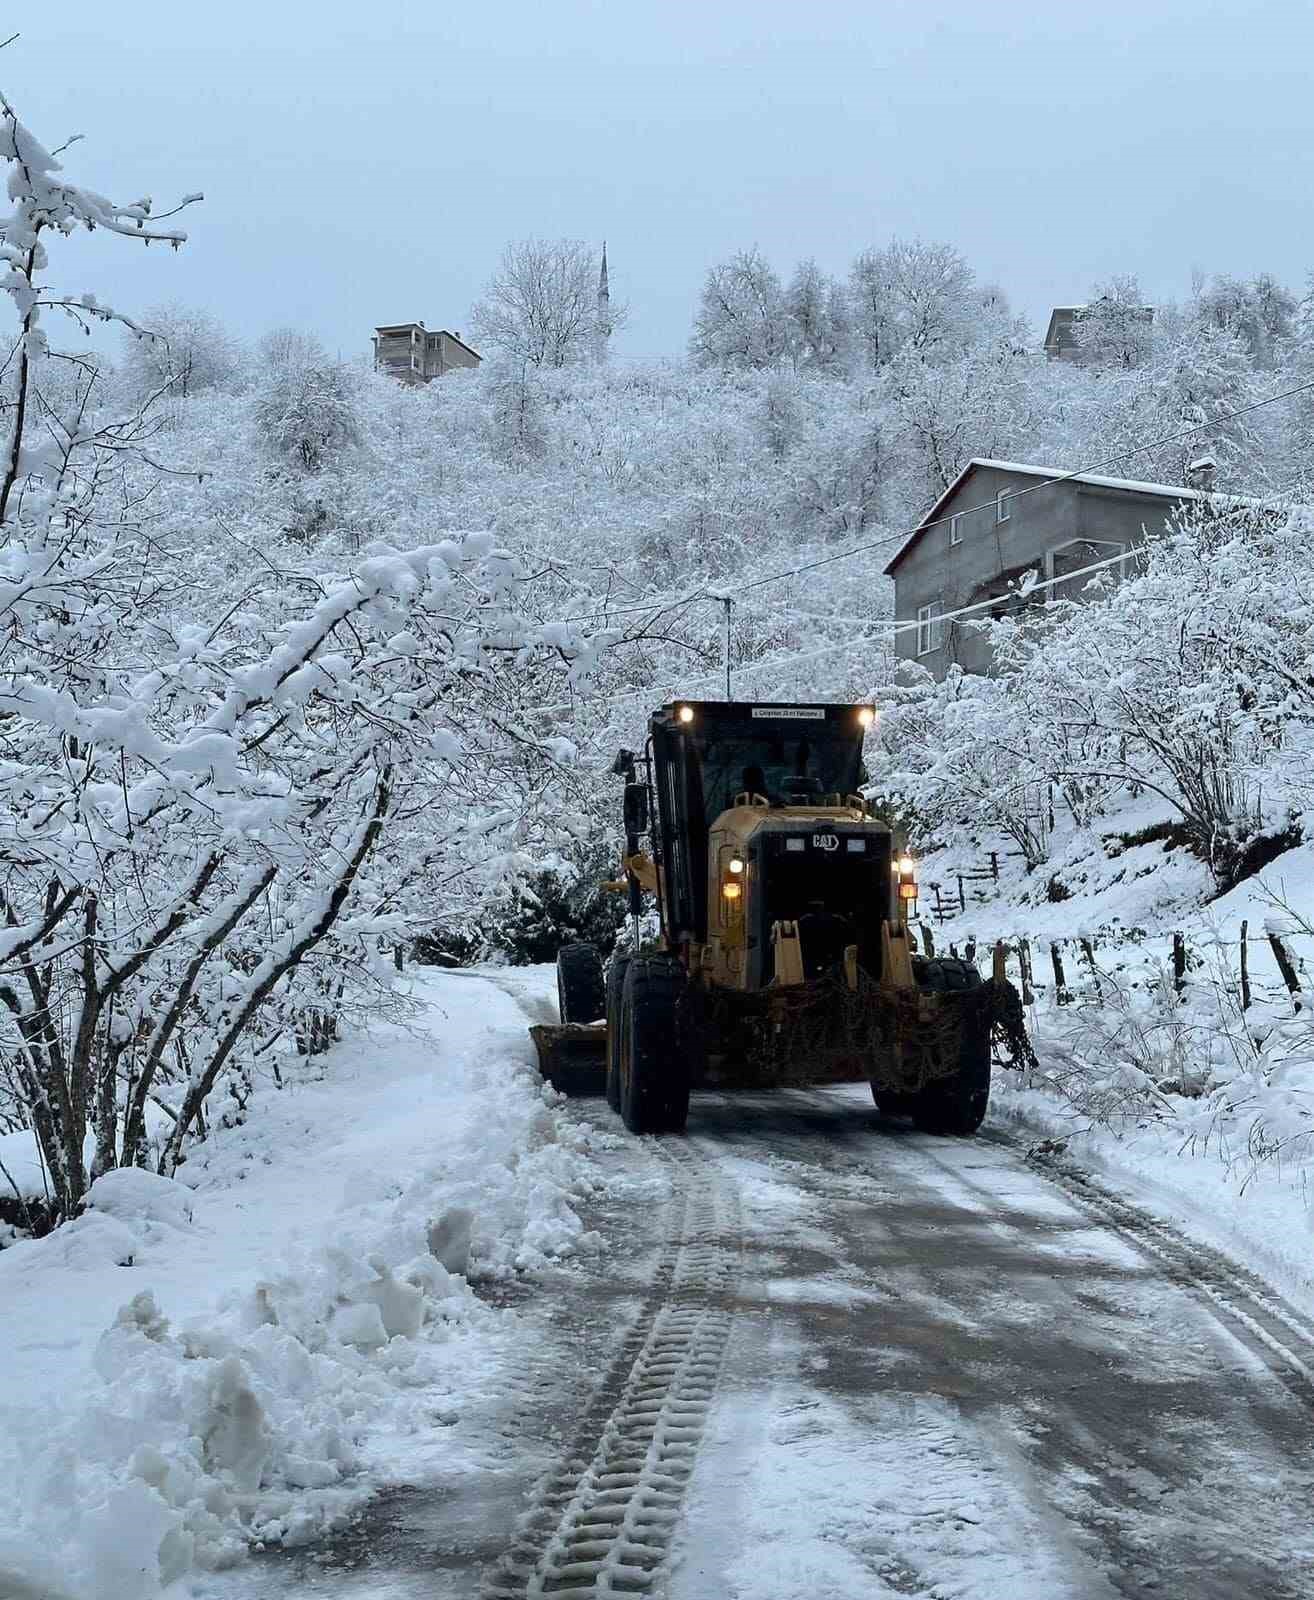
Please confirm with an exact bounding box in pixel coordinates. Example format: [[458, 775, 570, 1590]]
[[703, 802, 902, 992]]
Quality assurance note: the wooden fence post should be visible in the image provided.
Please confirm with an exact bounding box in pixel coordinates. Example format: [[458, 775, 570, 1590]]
[[964, 938, 977, 963], [992, 940, 1007, 985], [1267, 929, 1302, 1011], [920, 923, 935, 958], [1170, 931, 1187, 997], [1051, 942, 1070, 1005], [1239, 920, 1251, 1011], [1018, 939, 1035, 1006]]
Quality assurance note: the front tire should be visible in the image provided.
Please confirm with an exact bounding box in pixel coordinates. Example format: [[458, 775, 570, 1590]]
[[557, 942, 605, 1025], [619, 955, 691, 1135], [911, 957, 991, 1136]]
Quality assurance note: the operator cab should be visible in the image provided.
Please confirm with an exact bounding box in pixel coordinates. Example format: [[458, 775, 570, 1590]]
[[646, 701, 902, 989]]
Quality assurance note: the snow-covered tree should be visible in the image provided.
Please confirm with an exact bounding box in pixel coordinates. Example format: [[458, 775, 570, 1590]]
[[1071, 275, 1156, 369], [472, 237, 621, 369], [121, 300, 245, 400], [849, 238, 979, 367], [0, 94, 610, 1220], [783, 258, 850, 372], [1195, 271, 1297, 367], [252, 343, 359, 473], [689, 247, 787, 370]]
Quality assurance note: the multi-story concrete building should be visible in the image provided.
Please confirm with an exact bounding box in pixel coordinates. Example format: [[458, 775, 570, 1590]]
[[373, 323, 481, 383], [1043, 301, 1154, 361], [885, 458, 1219, 678], [1042, 307, 1084, 360]]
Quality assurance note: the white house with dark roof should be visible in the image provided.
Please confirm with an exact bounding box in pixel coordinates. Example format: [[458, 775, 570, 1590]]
[[885, 458, 1236, 678]]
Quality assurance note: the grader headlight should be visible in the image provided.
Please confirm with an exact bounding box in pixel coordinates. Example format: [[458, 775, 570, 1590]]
[[895, 852, 918, 909], [857, 705, 875, 729], [721, 880, 742, 902]]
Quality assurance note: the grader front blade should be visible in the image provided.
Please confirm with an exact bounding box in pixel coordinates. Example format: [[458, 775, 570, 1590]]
[[529, 1022, 608, 1095]]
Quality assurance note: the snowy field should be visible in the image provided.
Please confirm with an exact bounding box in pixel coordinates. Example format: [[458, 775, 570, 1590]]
[[0, 968, 605, 1600]]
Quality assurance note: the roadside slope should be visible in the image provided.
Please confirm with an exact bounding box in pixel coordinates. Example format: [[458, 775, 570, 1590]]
[[0, 969, 603, 1600]]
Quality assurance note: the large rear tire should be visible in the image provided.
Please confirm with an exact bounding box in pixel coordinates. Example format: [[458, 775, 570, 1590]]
[[604, 950, 633, 1113], [619, 955, 691, 1135], [557, 942, 605, 1025], [911, 957, 991, 1135]]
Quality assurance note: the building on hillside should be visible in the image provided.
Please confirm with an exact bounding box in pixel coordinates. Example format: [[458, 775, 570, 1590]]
[[373, 323, 481, 383], [1044, 301, 1155, 361], [885, 458, 1237, 679], [1042, 307, 1084, 360]]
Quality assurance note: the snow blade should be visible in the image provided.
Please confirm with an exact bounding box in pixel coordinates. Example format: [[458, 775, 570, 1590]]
[[530, 1022, 608, 1096]]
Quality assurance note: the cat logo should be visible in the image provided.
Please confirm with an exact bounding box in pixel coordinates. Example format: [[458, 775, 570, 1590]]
[[812, 833, 839, 852]]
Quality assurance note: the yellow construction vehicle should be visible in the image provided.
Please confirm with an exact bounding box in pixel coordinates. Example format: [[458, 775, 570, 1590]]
[[532, 700, 1013, 1135]]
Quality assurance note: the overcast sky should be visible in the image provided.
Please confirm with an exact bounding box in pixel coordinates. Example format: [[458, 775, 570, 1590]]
[[19, 0, 1314, 361]]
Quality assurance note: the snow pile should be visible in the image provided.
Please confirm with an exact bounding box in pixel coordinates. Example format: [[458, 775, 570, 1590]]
[[0, 970, 601, 1600]]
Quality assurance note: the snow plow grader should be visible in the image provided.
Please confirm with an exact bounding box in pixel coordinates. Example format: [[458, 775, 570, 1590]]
[[530, 700, 1029, 1135]]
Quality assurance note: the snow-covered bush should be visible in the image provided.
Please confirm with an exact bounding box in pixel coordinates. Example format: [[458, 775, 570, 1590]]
[[1015, 922, 1314, 1185], [479, 841, 628, 966]]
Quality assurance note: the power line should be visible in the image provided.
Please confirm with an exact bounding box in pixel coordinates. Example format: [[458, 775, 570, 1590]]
[[554, 375, 1314, 626], [742, 471, 1309, 641], [540, 471, 1308, 725]]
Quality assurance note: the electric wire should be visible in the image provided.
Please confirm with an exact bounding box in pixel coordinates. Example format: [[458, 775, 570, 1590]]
[[534, 470, 1309, 726], [554, 375, 1314, 627]]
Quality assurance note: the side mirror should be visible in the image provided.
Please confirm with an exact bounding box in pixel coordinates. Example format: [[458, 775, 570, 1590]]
[[611, 747, 636, 779], [623, 782, 649, 838]]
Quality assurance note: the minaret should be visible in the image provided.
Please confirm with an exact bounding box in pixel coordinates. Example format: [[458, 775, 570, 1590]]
[[595, 241, 611, 363]]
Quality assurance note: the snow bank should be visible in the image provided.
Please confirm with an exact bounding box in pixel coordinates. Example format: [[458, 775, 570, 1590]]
[[0, 968, 600, 1600], [992, 1077, 1314, 1321], [910, 809, 1314, 1316]]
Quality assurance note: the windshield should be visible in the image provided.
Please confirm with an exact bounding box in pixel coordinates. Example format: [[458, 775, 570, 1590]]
[[694, 728, 863, 818]]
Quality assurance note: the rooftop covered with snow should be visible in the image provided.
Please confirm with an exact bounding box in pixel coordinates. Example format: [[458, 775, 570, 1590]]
[[883, 457, 1283, 575]]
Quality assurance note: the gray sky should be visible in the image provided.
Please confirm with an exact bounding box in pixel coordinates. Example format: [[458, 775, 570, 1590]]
[[20, 0, 1314, 361]]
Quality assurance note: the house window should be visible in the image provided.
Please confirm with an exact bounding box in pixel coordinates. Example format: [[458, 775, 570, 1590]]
[[996, 488, 1011, 524], [916, 601, 944, 656], [949, 513, 963, 547]]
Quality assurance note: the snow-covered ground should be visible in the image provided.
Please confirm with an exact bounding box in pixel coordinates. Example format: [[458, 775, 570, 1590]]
[[0, 968, 605, 1600], [914, 818, 1314, 1317], [2, 951, 1312, 1600], [670, 1090, 1314, 1600]]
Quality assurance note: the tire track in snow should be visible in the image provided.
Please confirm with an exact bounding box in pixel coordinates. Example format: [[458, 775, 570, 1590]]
[[978, 1130, 1314, 1406], [482, 1141, 738, 1598]]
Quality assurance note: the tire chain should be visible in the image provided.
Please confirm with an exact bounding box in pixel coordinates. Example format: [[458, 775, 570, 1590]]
[[482, 1142, 739, 1598]]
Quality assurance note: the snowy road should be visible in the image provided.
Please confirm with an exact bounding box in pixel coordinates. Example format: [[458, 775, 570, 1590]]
[[671, 1090, 1314, 1599], [210, 1074, 1314, 1600]]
